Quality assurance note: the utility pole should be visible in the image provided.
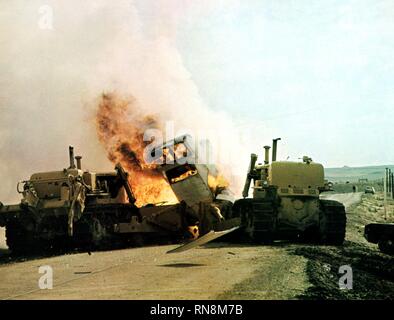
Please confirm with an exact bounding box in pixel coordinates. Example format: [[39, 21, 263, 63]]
[[384, 168, 387, 220], [386, 169, 389, 193], [391, 172, 394, 199]]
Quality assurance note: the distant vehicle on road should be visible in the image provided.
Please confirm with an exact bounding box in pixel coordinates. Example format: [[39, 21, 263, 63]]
[[364, 186, 375, 194]]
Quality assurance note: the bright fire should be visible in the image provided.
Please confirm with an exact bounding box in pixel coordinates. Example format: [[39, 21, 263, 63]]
[[95, 93, 178, 207], [208, 174, 229, 195]]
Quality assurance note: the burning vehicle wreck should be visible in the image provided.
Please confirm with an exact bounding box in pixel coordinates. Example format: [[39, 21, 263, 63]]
[[0, 132, 347, 254], [151, 134, 238, 234], [0, 137, 239, 254], [0, 146, 191, 253]]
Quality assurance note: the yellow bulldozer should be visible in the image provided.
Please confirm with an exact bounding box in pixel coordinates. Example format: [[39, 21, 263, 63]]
[[233, 138, 346, 244]]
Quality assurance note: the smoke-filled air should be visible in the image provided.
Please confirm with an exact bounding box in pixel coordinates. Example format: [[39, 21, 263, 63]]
[[95, 93, 179, 207], [0, 0, 258, 205]]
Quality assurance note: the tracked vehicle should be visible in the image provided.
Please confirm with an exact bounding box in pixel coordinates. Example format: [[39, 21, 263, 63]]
[[151, 135, 239, 235], [0, 147, 201, 253], [233, 139, 346, 244], [365, 223, 394, 254]]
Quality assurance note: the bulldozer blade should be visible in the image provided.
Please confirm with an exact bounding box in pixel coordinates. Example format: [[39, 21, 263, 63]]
[[166, 226, 240, 254]]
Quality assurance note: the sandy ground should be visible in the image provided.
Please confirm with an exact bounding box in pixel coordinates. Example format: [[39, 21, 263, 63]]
[[0, 192, 392, 300]]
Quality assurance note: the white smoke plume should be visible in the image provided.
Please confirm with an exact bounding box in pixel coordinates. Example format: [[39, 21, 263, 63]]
[[0, 0, 269, 204]]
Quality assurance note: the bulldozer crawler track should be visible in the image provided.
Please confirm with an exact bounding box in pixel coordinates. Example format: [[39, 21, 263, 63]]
[[250, 200, 276, 243], [319, 199, 346, 245]]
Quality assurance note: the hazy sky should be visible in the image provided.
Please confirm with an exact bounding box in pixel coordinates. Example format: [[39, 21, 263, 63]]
[[1, 0, 394, 176], [173, 0, 394, 167]]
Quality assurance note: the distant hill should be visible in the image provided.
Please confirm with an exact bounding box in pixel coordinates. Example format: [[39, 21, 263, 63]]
[[325, 165, 394, 183]]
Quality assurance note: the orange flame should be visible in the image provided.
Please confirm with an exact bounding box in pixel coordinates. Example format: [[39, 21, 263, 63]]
[[95, 93, 178, 207], [208, 174, 229, 195]]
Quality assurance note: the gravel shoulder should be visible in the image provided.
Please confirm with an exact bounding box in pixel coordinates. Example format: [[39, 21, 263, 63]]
[[294, 192, 394, 299]]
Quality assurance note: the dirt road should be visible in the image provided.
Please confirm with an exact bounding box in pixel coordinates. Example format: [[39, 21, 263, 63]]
[[321, 192, 363, 210], [0, 243, 309, 300], [0, 192, 392, 300]]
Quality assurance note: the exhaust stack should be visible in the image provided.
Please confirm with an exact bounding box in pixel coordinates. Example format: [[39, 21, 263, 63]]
[[242, 153, 258, 198], [264, 146, 270, 165], [75, 156, 82, 170], [272, 138, 281, 162], [69, 146, 76, 169]]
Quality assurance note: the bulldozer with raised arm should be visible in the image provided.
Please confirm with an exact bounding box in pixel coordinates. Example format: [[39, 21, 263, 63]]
[[0, 146, 201, 254], [232, 138, 346, 244]]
